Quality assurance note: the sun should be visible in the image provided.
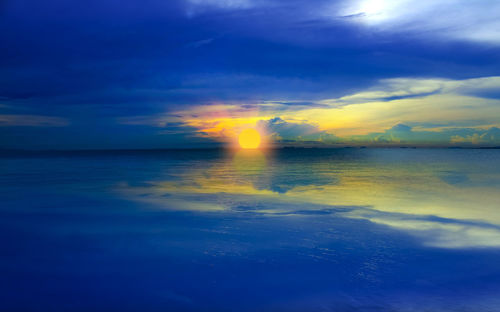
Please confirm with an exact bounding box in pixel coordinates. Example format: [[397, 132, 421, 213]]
[[238, 128, 261, 149]]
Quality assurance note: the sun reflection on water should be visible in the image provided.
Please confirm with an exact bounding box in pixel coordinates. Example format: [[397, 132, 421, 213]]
[[120, 149, 500, 248]]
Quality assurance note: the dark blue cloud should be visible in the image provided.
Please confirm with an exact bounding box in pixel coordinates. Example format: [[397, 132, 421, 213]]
[[1, 0, 500, 148]]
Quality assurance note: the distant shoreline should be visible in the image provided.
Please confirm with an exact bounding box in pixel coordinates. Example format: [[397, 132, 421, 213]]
[[1, 146, 500, 154]]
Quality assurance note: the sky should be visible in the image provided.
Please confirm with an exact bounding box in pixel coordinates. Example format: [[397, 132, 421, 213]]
[[1, 0, 500, 149]]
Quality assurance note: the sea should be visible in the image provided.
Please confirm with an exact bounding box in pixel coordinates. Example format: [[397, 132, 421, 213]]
[[1, 148, 500, 311]]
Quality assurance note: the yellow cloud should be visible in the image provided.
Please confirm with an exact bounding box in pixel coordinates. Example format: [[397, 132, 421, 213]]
[[121, 76, 500, 144]]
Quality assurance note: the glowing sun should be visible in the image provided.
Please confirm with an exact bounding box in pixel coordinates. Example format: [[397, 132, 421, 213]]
[[238, 128, 261, 149]]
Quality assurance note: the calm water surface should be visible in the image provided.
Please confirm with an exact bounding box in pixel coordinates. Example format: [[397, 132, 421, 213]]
[[1, 148, 500, 311]]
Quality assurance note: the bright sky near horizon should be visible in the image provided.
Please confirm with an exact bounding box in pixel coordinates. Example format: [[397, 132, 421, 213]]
[[1, 0, 500, 148]]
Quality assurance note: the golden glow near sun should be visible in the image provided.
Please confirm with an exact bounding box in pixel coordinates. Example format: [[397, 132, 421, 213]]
[[238, 128, 261, 149]]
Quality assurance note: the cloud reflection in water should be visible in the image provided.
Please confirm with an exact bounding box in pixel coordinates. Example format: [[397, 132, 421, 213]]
[[121, 148, 500, 249]]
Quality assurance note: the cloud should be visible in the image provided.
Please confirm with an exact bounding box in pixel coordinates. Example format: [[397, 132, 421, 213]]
[[450, 128, 500, 145], [291, 75, 500, 139], [390, 123, 411, 132], [1, 0, 499, 149], [183, 0, 500, 46], [186, 0, 253, 9], [322, 76, 500, 106], [349, 124, 500, 146], [185, 38, 215, 48], [118, 138, 500, 249], [0, 114, 69, 127], [182, 0, 500, 45], [123, 158, 500, 248], [184, 0, 255, 16], [335, 0, 500, 44], [258, 117, 317, 139], [118, 114, 181, 127], [116, 75, 500, 146], [358, 214, 500, 248], [257, 117, 338, 143]]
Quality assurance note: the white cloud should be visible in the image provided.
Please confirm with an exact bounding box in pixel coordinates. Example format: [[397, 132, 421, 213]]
[[336, 0, 500, 44], [321, 76, 500, 105], [368, 217, 500, 248]]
